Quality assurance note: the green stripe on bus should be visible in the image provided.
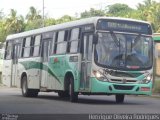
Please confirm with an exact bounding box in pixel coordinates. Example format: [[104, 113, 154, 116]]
[[153, 36, 160, 41], [20, 61, 61, 83]]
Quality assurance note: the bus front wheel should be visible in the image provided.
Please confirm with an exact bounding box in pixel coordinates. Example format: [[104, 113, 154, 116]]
[[21, 76, 38, 97], [115, 94, 125, 103], [69, 77, 78, 102]]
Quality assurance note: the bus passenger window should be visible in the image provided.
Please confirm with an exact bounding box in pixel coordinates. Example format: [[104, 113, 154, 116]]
[[56, 31, 67, 54], [51, 33, 56, 55], [33, 35, 41, 57], [69, 28, 79, 53], [23, 37, 31, 57], [5, 42, 12, 60], [57, 31, 65, 42]]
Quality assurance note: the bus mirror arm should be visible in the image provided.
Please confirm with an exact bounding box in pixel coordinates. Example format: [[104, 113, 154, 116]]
[[93, 34, 98, 44]]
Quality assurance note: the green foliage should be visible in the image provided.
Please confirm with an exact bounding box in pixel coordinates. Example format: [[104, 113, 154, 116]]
[[26, 6, 42, 22], [81, 8, 105, 18], [106, 3, 134, 17], [56, 15, 77, 24], [25, 6, 43, 30], [0, 20, 7, 42], [24, 19, 43, 31], [136, 0, 160, 32], [45, 18, 56, 27], [4, 9, 24, 34]]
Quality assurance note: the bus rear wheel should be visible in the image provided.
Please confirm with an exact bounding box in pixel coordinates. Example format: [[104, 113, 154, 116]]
[[115, 94, 125, 103], [21, 76, 38, 97], [69, 77, 78, 102]]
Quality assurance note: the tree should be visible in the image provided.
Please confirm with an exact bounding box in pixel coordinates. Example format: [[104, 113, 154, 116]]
[[25, 6, 43, 30], [80, 8, 105, 18], [26, 6, 42, 22], [0, 20, 7, 42], [56, 15, 76, 24], [5, 9, 24, 34], [137, 0, 160, 32], [106, 3, 134, 17], [137, 0, 154, 20], [45, 18, 56, 26]]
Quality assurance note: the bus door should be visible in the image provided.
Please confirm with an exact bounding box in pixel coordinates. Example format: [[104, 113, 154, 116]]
[[40, 39, 51, 88], [12, 43, 21, 87], [80, 33, 93, 90]]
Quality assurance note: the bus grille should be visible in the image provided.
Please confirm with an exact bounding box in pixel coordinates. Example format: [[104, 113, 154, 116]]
[[110, 79, 137, 83], [113, 85, 134, 90], [109, 71, 142, 78]]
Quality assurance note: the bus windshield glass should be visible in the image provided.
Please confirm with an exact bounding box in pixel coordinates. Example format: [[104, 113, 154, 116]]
[[95, 32, 153, 70]]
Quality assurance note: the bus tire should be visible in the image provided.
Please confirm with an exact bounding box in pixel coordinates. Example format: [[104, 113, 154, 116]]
[[69, 77, 78, 102], [21, 76, 38, 97], [58, 91, 69, 98], [115, 94, 125, 103]]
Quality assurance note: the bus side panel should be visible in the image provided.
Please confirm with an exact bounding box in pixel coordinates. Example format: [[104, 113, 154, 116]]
[[49, 55, 65, 90], [19, 58, 41, 89], [2, 60, 12, 87], [17, 63, 24, 88], [64, 54, 81, 92], [47, 71, 56, 90], [51, 54, 81, 91]]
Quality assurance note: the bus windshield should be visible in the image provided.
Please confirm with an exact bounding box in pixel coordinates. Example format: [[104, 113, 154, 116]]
[[95, 32, 153, 70]]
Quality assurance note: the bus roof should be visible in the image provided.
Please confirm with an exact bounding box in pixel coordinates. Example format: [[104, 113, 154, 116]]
[[6, 17, 151, 40]]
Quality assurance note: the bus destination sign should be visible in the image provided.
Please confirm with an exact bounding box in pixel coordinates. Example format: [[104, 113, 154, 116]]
[[97, 19, 152, 34], [107, 22, 141, 31]]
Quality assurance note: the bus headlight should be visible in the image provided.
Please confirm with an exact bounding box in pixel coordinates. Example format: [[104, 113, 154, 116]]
[[145, 74, 152, 83], [95, 71, 102, 78], [146, 75, 151, 81], [139, 74, 152, 84], [93, 70, 108, 81]]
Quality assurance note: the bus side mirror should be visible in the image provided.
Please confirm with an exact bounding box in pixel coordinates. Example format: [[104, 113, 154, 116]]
[[93, 34, 98, 44]]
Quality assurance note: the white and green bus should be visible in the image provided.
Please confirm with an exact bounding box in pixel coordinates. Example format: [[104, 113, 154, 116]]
[[2, 17, 153, 103]]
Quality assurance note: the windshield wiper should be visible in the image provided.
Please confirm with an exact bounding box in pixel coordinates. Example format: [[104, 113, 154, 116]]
[[110, 31, 120, 47], [132, 34, 141, 47]]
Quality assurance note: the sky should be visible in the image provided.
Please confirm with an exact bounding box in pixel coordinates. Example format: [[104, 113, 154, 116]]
[[0, 0, 158, 19]]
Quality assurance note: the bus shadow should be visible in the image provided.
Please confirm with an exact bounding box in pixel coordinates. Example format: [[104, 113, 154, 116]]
[[77, 98, 146, 105], [34, 94, 146, 105], [38, 95, 70, 101]]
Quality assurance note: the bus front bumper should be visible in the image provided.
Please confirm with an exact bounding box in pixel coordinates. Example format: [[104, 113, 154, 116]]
[[90, 78, 152, 95]]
